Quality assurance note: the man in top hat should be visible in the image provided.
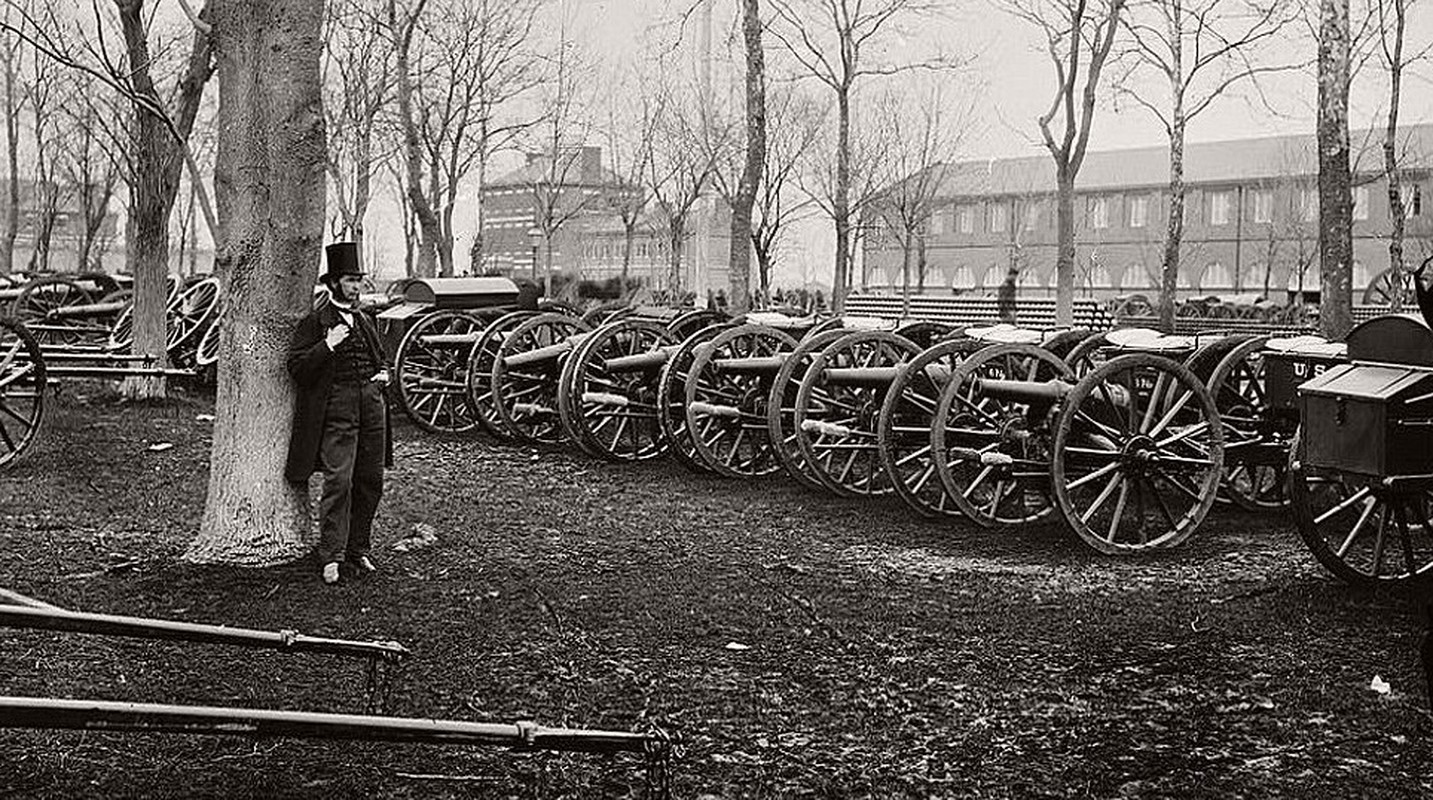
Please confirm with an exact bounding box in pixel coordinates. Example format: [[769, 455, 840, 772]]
[[285, 242, 392, 585]]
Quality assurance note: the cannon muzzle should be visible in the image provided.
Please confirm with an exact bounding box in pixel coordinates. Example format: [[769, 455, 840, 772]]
[[973, 377, 1073, 404]]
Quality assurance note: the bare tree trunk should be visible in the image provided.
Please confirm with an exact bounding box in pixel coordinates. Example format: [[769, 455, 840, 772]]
[[116, 0, 214, 399], [668, 225, 685, 296], [1054, 168, 1076, 326], [188, 0, 324, 566], [901, 233, 914, 318], [469, 154, 486, 273], [1318, 0, 1353, 339], [1384, 0, 1408, 312], [621, 222, 634, 286], [727, 0, 764, 316], [833, 89, 851, 314], [391, 0, 439, 277], [0, 23, 15, 277], [1158, 120, 1187, 332]]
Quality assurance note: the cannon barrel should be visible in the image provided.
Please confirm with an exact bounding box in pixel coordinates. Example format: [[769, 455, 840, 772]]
[[821, 366, 900, 387], [502, 333, 589, 368], [416, 333, 481, 348], [0, 697, 656, 755], [46, 300, 130, 319], [711, 355, 787, 374], [604, 345, 678, 372], [974, 377, 1074, 404]]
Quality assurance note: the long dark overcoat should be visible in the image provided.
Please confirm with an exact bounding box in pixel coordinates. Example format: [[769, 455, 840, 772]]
[[284, 301, 394, 483]]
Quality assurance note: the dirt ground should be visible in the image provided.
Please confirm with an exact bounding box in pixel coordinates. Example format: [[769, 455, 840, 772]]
[[1, 386, 1431, 799]]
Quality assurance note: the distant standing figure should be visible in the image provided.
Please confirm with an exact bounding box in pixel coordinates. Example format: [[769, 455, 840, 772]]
[[285, 242, 393, 585], [997, 267, 1019, 324]]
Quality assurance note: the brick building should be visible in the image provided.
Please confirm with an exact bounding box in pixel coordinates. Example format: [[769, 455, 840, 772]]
[[860, 125, 1433, 302], [479, 146, 730, 295]]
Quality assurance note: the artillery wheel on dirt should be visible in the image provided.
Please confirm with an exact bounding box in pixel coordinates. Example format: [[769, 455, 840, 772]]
[[931, 343, 1073, 526], [1206, 336, 1290, 511], [792, 330, 920, 497], [395, 309, 489, 434], [657, 321, 736, 473], [1287, 427, 1433, 586], [0, 317, 45, 470], [166, 276, 222, 357], [876, 339, 972, 518], [464, 310, 537, 440], [765, 328, 859, 491], [683, 323, 798, 478], [12, 276, 96, 345], [492, 313, 591, 445], [557, 317, 675, 460], [1051, 353, 1224, 554]]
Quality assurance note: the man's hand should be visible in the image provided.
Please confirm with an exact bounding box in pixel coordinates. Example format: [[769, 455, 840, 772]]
[[325, 322, 351, 350], [371, 370, 390, 386]]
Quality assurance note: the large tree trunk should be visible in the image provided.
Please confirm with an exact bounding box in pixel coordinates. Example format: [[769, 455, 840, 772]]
[[1054, 167, 1076, 327], [668, 224, 685, 296], [833, 89, 851, 314], [727, 0, 764, 317], [187, 0, 325, 566], [116, 0, 214, 399], [1317, 0, 1353, 339]]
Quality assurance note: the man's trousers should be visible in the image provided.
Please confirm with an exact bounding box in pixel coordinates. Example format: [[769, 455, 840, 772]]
[[317, 381, 386, 565]]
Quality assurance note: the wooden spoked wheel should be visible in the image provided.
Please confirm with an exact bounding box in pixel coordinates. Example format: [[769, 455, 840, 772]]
[[13, 276, 95, 345], [167, 276, 222, 355], [580, 302, 633, 328], [1040, 329, 1097, 362], [891, 320, 957, 350], [667, 308, 729, 342], [1062, 332, 1109, 379], [683, 324, 798, 478], [557, 317, 674, 460], [464, 310, 536, 440], [931, 343, 1073, 527], [793, 331, 920, 497], [876, 339, 971, 519], [1362, 266, 1412, 306], [492, 313, 589, 445], [765, 329, 855, 491], [1288, 428, 1433, 586], [395, 310, 488, 434], [656, 322, 734, 473], [1206, 337, 1290, 511], [0, 318, 45, 470], [1051, 353, 1224, 554], [193, 303, 225, 368]]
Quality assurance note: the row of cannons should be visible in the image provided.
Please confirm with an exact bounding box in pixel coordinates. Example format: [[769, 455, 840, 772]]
[[1, 270, 225, 373], [388, 293, 1433, 587], [1, 273, 1431, 586]]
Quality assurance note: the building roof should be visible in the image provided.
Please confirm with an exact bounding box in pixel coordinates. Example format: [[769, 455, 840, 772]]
[[932, 123, 1433, 198]]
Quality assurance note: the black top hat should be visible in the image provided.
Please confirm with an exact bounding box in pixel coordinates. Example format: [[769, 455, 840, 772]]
[[321, 242, 365, 282]]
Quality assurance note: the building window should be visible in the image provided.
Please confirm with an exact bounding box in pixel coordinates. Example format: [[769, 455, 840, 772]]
[[950, 265, 976, 290], [956, 205, 974, 234], [1128, 195, 1148, 228], [980, 263, 1004, 289], [1209, 191, 1232, 226], [1253, 189, 1273, 223], [1087, 196, 1109, 229], [1301, 188, 1318, 221], [1400, 184, 1422, 217], [929, 207, 946, 236], [1353, 185, 1370, 221], [989, 202, 1007, 233], [1023, 200, 1041, 231], [1202, 262, 1234, 290]]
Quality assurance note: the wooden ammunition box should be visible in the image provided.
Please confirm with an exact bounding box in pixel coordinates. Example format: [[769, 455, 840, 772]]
[[1297, 362, 1433, 476], [1266, 350, 1346, 414]]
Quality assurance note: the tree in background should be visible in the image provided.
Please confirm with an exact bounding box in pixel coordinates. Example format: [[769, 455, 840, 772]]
[[725, 0, 765, 315], [188, 0, 326, 565], [767, 0, 960, 313], [597, 75, 657, 289], [1318, 0, 1353, 338], [526, 13, 593, 295], [56, 69, 121, 272], [387, 0, 441, 277], [1006, 0, 1126, 327], [1115, 0, 1301, 331], [323, 0, 393, 256], [1371, 0, 1431, 311], [646, 78, 721, 298], [751, 88, 822, 303], [0, 2, 20, 276], [873, 82, 967, 318]]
